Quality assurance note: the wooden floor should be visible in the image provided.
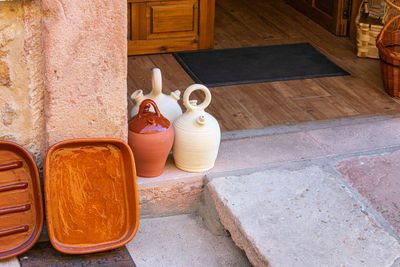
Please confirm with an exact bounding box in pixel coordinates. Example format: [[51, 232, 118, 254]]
[[127, 0, 400, 132]]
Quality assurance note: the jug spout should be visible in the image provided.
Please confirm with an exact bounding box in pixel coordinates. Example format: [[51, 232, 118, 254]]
[[149, 68, 162, 98], [196, 115, 206, 125], [170, 90, 181, 101], [129, 68, 183, 123], [131, 90, 144, 104]]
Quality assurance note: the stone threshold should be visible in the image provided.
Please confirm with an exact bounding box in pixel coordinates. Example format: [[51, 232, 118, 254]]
[[131, 115, 400, 266], [138, 115, 400, 217]]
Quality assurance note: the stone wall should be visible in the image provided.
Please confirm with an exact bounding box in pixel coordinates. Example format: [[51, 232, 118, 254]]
[[0, 0, 128, 165], [0, 0, 45, 165], [42, 0, 128, 146]]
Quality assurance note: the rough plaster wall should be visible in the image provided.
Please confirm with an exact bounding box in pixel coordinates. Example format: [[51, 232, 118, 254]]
[[42, 0, 128, 146], [0, 1, 45, 165]]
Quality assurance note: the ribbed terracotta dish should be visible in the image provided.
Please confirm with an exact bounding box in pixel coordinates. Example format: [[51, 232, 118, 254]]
[[44, 139, 139, 254], [0, 141, 43, 260]]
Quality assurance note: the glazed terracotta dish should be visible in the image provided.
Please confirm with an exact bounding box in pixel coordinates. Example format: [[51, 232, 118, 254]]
[[44, 139, 139, 254], [129, 99, 174, 177], [0, 141, 43, 260]]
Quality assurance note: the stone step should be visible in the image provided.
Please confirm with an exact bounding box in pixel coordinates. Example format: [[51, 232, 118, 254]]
[[138, 116, 400, 218], [125, 214, 251, 267], [207, 166, 400, 267], [4, 116, 400, 266], [0, 258, 19, 267], [36, 116, 400, 250]]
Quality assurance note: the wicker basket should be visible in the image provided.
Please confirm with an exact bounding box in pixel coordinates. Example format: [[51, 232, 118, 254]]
[[377, 14, 400, 96], [384, 0, 400, 18], [356, 0, 384, 59]]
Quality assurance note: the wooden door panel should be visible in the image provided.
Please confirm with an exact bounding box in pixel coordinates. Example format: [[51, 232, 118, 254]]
[[128, 3, 132, 40], [315, 0, 335, 15], [128, 0, 214, 55], [287, 0, 349, 36], [129, 2, 147, 40], [151, 4, 195, 33], [287, 0, 337, 32], [127, 37, 199, 55], [147, 1, 199, 39]]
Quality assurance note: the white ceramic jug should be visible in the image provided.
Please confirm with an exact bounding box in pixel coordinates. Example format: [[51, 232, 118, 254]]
[[130, 68, 182, 122], [173, 84, 221, 172]]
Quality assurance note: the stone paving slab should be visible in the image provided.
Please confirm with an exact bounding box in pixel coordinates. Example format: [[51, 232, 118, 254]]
[[126, 214, 250, 267], [336, 151, 400, 235], [208, 166, 400, 267], [306, 118, 400, 155], [215, 132, 329, 172], [0, 258, 20, 267]]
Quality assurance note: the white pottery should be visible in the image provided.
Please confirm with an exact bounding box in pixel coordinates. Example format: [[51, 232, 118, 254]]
[[173, 84, 221, 172], [130, 68, 182, 122]]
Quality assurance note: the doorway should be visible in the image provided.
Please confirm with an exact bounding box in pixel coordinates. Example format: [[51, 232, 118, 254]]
[[127, 0, 400, 132]]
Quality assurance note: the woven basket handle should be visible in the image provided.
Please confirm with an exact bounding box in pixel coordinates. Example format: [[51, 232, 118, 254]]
[[356, 0, 366, 22], [377, 14, 400, 43], [385, 0, 400, 12]]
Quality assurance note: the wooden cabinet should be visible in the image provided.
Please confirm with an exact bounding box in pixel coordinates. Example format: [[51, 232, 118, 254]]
[[286, 0, 351, 36], [128, 0, 215, 55]]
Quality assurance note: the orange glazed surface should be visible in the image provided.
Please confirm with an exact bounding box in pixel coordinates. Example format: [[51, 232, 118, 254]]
[[47, 144, 130, 246]]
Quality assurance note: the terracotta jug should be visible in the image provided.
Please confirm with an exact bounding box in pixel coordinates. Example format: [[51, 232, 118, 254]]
[[130, 68, 182, 122], [128, 99, 174, 178], [173, 84, 221, 172]]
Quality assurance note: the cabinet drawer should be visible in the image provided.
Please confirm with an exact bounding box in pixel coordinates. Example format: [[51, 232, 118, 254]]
[[128, 0, 214, 55], [147, 0, 199, 39]]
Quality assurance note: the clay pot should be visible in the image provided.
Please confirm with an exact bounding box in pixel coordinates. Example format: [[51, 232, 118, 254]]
[[173, 84, 221, 172], [130, 68, 182, 122], [128, 99, 174, 177]]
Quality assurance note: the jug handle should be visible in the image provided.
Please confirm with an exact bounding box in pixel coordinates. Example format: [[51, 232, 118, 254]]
[[151, 68, 162, 98], [183, 84, 212, 111], [138, 99, 161, 118]]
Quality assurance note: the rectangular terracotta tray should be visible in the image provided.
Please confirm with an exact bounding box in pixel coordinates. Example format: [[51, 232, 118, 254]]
[[0, 141, 43, 260], [44, 139, 139, 254]]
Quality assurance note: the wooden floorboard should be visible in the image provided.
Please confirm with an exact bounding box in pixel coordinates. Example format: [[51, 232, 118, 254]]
[[214, 4, 267, 48], [292, 95, 360, 120], [217, 0, 287, 40], [227, 83, 312, 126], [271, 79, 332, 99], [148, 54, 193, 91], [201, 87, 263, 131], [127, 0, 400, 132], [318, 76, 400, 115]]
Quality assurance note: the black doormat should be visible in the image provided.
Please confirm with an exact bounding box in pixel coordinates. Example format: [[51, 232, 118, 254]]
[[173, 43, 349, 87]]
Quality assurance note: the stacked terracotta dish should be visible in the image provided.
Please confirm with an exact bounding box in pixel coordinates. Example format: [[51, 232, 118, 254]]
[[0, 142, 43, 259], [0, 139, 139, 258], [129, 68, 221, 177]]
